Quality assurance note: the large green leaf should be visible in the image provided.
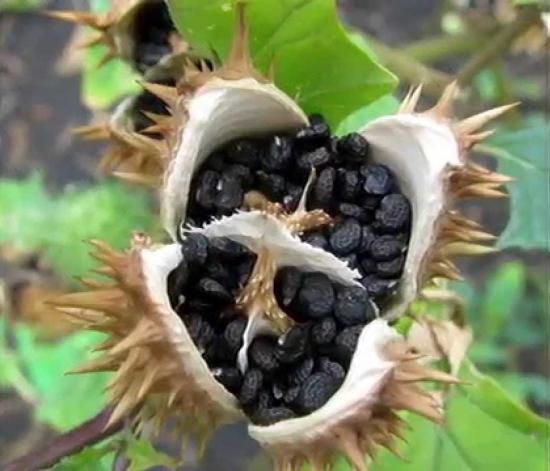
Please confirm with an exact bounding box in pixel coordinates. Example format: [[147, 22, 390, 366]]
[[166, 0, 397, 128], [363, 360, 549, 471], [125, 437, 177, 471], [52, 444, 114, 470], [0, 175, 157, 283], [480, 114, 549, 251], [335, 95, 399, 136]]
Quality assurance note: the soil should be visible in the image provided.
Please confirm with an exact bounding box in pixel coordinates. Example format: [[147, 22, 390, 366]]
[[0, 0, 547, 469]]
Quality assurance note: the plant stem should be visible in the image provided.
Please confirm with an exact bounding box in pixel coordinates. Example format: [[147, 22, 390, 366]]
[[2, 406, 123, 471], [457, 6, 541, 85]]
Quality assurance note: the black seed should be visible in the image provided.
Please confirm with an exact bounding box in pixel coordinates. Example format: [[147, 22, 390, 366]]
[[256, 171, 286, 200], [290, 357, 315, 385], [359, 256, 376, 275], [249, 336, 279, 373], [216, 307, 239, 331], [239, 369, 264, 406], [297, 147, 332, 173], [258, 390, 273, 410], [276, 324, 309, 364], [334, 286, 374, 326], [196, 278, 232, 304], [226, 139, 260, 166], [297, 272, 335, 319], [227, 164, 253, 186], [272, 383, 285, 401], [336, 169, 361, 201], [360, 194, 381, 211], [296, 372, 340, 414], [214, 174, 243, 214], [340, 253, 358, 270], [283, 182, 303, 212], [180, 233, 209, 269], [311, 317, 337, 346], [274, 267, 303, 308], [336, 133, 370, 162], [358, 226, 375, 254], [197, 321, 215, 348], [167, 259, 189, 308], [317, 357, 346, 381], [254, 406, 296, 425], [376, 254, 406, 278], [205, 261, 236, 290], [209, 237, 250, 261], [370, 235, 404, 261], [375, 193, 411, 233], [296, 114, 330, 143], [329, 219, 362, 255], [195, 170, 219, 210], [237, 255, 256, 286], [205, 152, 226, 171], [262, 135, 293, 172], [361, 276, 396, 300], [224, 318, 247, 354], [313, 167, 335, 208], [334, 325, 364, 365], [204, 335, 234, 364], [283, 386, 301, 405], [361, 164, 394, 195], [337, 203, 369, 222], [184, 313, 204, 344], [303, 231, 328, 250], [213, 367, 242, 394]]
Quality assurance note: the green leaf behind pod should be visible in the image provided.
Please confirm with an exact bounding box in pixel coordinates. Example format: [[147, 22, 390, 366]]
[[166, 0, 397, 128]]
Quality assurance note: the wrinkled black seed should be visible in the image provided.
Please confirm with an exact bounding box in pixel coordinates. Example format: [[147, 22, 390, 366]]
[[237, 255, 256, 286], [258, 390, 273, 410], [183, 296, 213, 315], [375, 193, 412, 233], [283, 385, 301, 405], [303, 231, 328, 250], [318, 357, 346, 381], [224, 318, 247, 354], [272, 383, 285, 401], [313, 167, 335, 208], [334, 286, 373, 326], [361, 194, 382, 212], [337, 203, 369, 222], [329, 219, 362, 255], [184, 313, 204, 344], [276, 324, 309, 363], [254, 406, 296, 425], [239, 369, 264, 406], [358, 226, 375, 254], [256, 171, 286, 200], [340, 253, 358, 270], [376, 254, 406, 278], [361, 164, 394, 195], [226, 139, 259, 166], [196, 278, 232, 304], [227, 164, 253, 186], [311, 317, 337, 346], [205, 152, 226, 171], [296, 114, 330, 143], [337, 133, 370, 162], [214, 174, 243, 213], [297, 147, 331, 173], [213, 367, 242, 394], [370, 235, 404, 261], [297, 272, 335, 319], [180, 233, 209, 269], [249, 336, 279, 373], [290, 357, 315, 385], [209, 237, 250, 261], [167, 259, 189, 307], [195, 170, 219, 210], [359, 256, 376, 275], [336, 169, 361, 201], [361, 276, 397, 300], [205, 261, 236, 290], [334, 325, 364, 365], [283, 182, 303, 212], [296, 372, 340, 414], [275, 267, 303, 307], [262, 136, 293, 172]]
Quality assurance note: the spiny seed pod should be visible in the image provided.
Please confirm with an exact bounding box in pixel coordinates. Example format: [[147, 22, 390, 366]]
[[48, 0, 184, 72], [52, 4, 515, 470]]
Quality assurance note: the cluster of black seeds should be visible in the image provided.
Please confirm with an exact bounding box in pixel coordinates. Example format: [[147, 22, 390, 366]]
[[239, 267, 376, 425], [186, 114, 411, 305], [167, 233, 257, 394], [131, 0, 177, 73], [132, 77, 176, 136]]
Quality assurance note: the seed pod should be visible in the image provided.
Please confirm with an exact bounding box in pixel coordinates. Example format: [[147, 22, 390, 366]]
[[53, 4, 515, 469]]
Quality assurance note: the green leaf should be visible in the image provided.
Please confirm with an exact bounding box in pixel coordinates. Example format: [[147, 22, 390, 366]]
[[480, 114, 549, 251], [365, 360, 549, 471], [335, 95, 399, 136], [125, 437, 177, 471], [0, 175, 157, 283], [82, 0, 140, 109], [52, 444, 114, 471], [167, 0, 397, 128]]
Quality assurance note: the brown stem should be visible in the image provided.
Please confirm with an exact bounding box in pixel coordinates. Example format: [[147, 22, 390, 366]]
[[457, 6, 541, 85], [2, 406, 123, 471]]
